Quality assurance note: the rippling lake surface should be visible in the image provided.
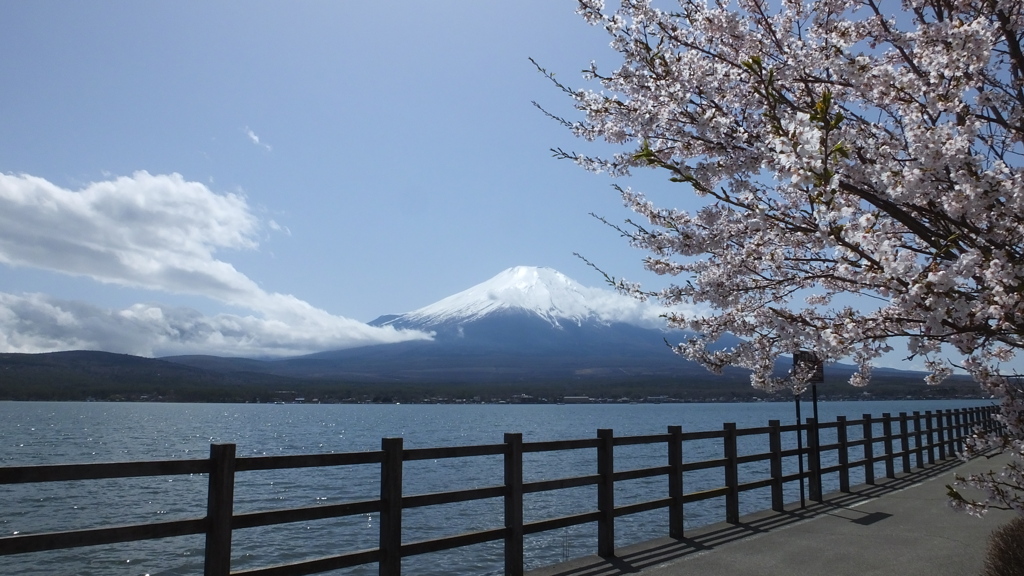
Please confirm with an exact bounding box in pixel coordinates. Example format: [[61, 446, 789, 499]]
[[0, 399, 990, 576]]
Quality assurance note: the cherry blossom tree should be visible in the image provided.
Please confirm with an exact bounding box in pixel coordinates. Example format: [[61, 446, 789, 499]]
[[537, 0, 1024, 514]]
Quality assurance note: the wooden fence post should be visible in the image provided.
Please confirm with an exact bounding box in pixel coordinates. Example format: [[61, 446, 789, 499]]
[[956, 408, 964, 448], [936, 410, 947, 460], [597, 429, 615, 558], [668, 426, 684, 538], [806, 418, 822, 502], [959, 408, 966, 445], [899, 413, 911, 474], [913, 411, 924, 469], [958, 405, 966, 446], [954, 409, 965, 453], [504, 433, 524, 576], [925, 410, 936, 464], [769, 420, 784, 510], [882, 414, 895, 479], [205, 443, 236, 576], [380, 437, 403, 576], [836, 416, 850, 493], [945, 410, 956, 456], [863, 414, 875, 485], [724, 423, 739, 523]]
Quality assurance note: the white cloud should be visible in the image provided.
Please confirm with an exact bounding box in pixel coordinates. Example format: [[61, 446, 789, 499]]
[[245, 127, 272, 151], [267, 219, 291, 236], [581, 286, 698, 329], [0, 293, 423, 357], [0, 172, 430, 356]]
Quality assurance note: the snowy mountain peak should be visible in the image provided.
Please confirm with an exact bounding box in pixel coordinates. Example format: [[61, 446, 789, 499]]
[[399, 266, 590, 327], [387, 266, 674, 330]]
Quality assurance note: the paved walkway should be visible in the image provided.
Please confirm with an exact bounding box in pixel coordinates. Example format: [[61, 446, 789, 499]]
[[527, 454, 1016, 576]]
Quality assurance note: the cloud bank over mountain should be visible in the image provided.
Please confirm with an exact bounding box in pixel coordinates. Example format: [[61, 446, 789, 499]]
[[0, 172, 430, 356]]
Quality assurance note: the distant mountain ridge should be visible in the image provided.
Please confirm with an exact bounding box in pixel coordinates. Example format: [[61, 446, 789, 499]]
[[163, 266, 929, 384], [165, 266, 735, 383], [0, 266, 972, 397]]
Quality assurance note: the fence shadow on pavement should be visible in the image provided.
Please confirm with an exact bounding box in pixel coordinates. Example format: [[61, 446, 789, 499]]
[[526, 455, 971, 576]]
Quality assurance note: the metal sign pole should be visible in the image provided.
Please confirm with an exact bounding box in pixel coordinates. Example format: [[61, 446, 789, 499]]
[[792, 349, 823, 511]]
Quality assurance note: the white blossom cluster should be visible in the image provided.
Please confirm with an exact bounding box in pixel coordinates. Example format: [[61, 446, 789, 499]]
[[542, 0, 1024, 512]]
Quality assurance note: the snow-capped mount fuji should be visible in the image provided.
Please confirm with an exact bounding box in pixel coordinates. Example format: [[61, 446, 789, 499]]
[[166, 266, 755, 383], [382, 266, 598, 328], [372, 266, 667, 334], [259, 265, 726, 382]]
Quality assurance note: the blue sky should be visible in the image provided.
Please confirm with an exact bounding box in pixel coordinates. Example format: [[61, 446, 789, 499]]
[[0, 1, 671, 357]]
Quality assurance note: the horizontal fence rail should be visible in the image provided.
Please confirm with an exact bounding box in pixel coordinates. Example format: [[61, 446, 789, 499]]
[[0, 405, 999, 576]]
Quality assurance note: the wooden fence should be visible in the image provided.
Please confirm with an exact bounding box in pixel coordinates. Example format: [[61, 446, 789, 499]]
[[0, 405, 999, 576]]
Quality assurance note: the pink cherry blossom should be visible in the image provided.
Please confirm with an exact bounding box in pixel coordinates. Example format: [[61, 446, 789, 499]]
[[539, 0, 1024, 515]]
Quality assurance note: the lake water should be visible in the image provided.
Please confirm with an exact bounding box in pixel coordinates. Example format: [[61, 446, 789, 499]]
[[0, 399, 992, 576]]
